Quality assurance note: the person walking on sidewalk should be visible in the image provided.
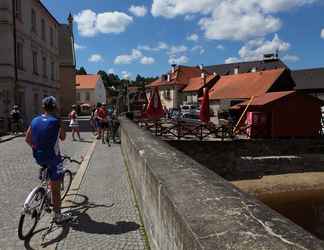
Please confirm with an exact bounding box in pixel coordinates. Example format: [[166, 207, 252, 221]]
[[90, 105, 97, 135], [98, 103, 110, 145], [69, 104, 81, 141], [25, 96, 71, 224]]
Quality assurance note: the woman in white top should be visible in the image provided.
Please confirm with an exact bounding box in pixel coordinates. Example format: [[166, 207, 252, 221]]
[[69, 104, 81, 141]]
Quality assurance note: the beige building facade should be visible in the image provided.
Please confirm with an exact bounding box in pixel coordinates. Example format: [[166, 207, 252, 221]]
[[0, 0, 75, 128]]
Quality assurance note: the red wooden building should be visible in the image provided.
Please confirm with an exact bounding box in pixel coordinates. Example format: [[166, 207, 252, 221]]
[[232, 91, 324, 138]]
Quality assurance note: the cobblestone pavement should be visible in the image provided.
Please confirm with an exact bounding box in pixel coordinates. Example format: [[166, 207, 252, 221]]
[[0, 132, 94, 250], [53, 142, 148, 250]]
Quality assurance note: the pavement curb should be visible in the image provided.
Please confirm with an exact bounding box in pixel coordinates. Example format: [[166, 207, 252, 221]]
[[61, 139, 97, 209], [0, 134, 24, 143]]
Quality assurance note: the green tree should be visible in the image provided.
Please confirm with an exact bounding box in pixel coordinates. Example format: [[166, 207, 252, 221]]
[[76, 66, 87, 75], [97, 70, 110, 88]]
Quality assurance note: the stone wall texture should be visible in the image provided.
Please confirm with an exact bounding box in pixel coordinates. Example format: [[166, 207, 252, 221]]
[[120, 117, 324, 250]]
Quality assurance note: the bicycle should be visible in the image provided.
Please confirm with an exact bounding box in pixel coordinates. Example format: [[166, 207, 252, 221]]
[[17, 155, 80, 240]]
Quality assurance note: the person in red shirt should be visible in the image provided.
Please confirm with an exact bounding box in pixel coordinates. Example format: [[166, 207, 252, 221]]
[[95, 103, 108, 140]]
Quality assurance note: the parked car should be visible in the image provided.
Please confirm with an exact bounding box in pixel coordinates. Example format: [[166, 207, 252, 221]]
[[180, 104, 198, 114], [179, 113, 201, 124]]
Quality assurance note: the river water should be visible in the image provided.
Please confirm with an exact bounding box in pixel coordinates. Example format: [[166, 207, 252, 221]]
[[257, 189, 324, 240]]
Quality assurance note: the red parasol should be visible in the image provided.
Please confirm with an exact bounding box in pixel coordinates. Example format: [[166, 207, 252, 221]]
[[199, 88, 210, 123], [144, 87, 165, 120]]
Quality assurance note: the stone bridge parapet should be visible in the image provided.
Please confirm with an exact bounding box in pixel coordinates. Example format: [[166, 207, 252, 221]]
[[120, 117, 323, 250]]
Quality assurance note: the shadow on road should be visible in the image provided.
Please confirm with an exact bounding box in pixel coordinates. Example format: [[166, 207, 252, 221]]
[[24, 194, 139, 248]]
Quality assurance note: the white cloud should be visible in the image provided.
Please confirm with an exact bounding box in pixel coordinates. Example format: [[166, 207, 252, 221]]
[[216, 44, 225, 50], [168, 55, 189, 65], [151, 0, 216, 18], [187, 33, 199, 42], [191, 45, 205, 55], [184, 15, 196, 21], [282, 54, 300, 62], [140, 56, 155, 65], [108, 68, 115, 74], [121, 71, 131, 79], [321, 29, 324, 39], [199, 2, 281, 41], [225, 57, 239, 64], [129, 5, 147, 17], [138, 42, 168, 51], [74, 43, 86, 50], [74, 9, 133, 37], [167, 45, 188, 55], [88, 54, 103, 62], [151, 0, 316, 41], [225, 34, 290, 63], [114, 49, 142, 64]]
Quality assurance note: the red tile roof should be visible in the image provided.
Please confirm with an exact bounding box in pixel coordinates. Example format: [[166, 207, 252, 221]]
[[209, 69, 285, 100], [148, 66, 211, 88], [233, 91, 295, 107], [76, 75, 100, 89], [183, 75, 217, 92], [232, 90, 324, 108]]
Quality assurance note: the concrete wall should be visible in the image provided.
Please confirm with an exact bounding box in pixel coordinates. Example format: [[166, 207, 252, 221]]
[[120, 117, 324, 250], [167, 140, 324, 181]]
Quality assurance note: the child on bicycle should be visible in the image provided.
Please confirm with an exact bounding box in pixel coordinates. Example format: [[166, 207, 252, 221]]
[[25, 96, 71, 224]]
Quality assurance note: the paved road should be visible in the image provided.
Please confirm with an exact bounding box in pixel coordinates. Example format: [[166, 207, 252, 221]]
[[0, 132, 94, 250], [55, 143, 147, 250]]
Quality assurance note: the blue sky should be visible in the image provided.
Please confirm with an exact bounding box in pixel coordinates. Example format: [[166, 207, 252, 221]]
[[42, 0, 324, 79]]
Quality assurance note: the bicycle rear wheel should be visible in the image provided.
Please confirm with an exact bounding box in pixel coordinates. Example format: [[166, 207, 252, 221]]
[[60, 170, 72, 201], [18, 188, 45, 240]]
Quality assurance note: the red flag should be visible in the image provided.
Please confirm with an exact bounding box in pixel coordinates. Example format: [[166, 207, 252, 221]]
[[144, 87, 165, 120], [199, 88, 210, 123]]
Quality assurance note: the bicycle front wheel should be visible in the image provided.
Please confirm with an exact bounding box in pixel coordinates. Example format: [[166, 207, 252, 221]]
[[60, 170, 72, 201], [18, 188, 45, 240]]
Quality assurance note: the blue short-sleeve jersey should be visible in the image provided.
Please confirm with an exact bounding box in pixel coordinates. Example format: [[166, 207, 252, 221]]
[[31, 115, 61, 164]]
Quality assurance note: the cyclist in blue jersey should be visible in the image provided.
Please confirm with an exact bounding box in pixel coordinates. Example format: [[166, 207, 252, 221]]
[[25, 96, 71, 224]]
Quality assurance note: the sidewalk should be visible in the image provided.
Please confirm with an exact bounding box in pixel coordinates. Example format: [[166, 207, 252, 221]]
[[49, 141, 148, 249]]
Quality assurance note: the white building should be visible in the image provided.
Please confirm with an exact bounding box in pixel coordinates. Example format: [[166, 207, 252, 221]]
[[76, 75, 106, 106]]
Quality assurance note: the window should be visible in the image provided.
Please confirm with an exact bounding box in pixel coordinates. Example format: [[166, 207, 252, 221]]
[[41, 19, 46, 41], [16, 42, 23, 70], [32, 51, 38, 74], [77, 92, 81, 101], [50, 62, 55, 80], [42, 56, 47, 77], [85, 92, 90, 101], [31, 9, 36, 32], [15, 0, 22, 18], [50, 27, 54, 47]]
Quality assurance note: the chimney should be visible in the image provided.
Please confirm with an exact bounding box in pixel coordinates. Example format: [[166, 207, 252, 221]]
[[201, 72, 206, 85], [171, 64, 176, 73]]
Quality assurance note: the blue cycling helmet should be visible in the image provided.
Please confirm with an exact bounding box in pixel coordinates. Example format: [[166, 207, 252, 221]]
[[42, 96, 57, 110]]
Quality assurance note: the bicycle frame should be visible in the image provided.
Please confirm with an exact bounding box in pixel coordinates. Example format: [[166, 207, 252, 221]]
[[22, 168, 49, 215]]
